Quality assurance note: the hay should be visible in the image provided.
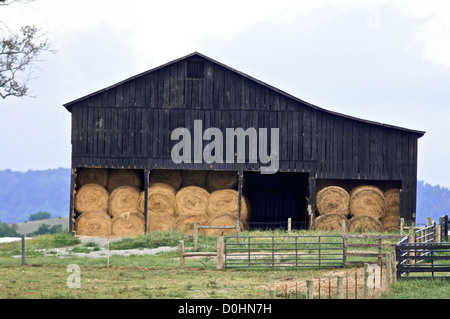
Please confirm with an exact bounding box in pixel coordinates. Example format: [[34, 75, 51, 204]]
[[350, 186, 386, 220], [106, 169, 142, 192], [75, 183, 109, 214], [138, 183, 177, 216], [175, 186, 210, 217], [382, 188, 401, 232], [176, 214, 209, 233], [108, 186, 141, 218], [206, 170, 238, 192], [75, 211, 111, 237], [384, 188, 400, 218], [77, 168, 109, 188], [207, 189, 249, 221], [202, 213, 242, 237], [348, 215, 383, 233], [149, 169, 182, 190], [181, 170, 208, 187], [316, 186, 350, 217], [147, 214, 176, 232], [314, 214, 348, 232], [111, 211, 145, 237]]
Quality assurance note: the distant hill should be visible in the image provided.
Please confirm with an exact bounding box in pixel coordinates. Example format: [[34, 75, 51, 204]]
[[0, 168, 71, 224], [13, 217, 70, 236], [0, 168, 448, 225]]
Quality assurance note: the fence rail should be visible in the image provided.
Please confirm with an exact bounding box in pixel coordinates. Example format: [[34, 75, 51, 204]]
[[395, 243, 450, 279], [395, 215, 450, 279], [224, 235, 344, 269]]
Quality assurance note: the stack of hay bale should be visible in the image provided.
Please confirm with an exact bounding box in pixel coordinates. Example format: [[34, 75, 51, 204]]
[[74, 168, 144, 238], [314, 184, 400, 233], [74, 168, 251, 238], [174, 169, 250, 237]]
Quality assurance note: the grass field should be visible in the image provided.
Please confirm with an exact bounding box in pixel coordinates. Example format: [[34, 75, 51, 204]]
[[0, 230, 448, 299]]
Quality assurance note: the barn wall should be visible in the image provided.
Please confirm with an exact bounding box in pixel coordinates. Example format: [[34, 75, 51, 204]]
[[67, 55, 421, 222]]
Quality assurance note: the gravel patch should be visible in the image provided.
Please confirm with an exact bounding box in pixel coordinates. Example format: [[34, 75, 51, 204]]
[[35, 246, 177, 258]]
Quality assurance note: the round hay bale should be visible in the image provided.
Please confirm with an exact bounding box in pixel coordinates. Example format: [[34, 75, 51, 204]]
[[206, 170, 238, 192], [75, 211, 111, 237], [175, 186, 210, 217], [314, 214, 348, 232], [202, 214, 243, 237], [384, 188, 400, 218], [106, 169, 142, 192], [207, 189, 249, 221], [149, 169, 182, 190], [316, 186, 350, 217], [350, 186, 386, 220], [76, 168, 109, 188], [108, 186, 141, 217], [111, 211, 145, 237], [176, 214, 209, 233], [75, 183, 109, 214], [348, 215, 383, 233], [381, 217, 400, 233], [138, 183, 177, 216], [181, 170, 207, 187], [382, 188, 400, 232], [148, 213, 176, 232]]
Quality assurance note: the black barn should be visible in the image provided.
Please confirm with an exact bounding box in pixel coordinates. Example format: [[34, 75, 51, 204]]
[[63, 52, 424, 232]]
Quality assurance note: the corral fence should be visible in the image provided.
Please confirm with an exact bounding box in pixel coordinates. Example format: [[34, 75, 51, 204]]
[[224, 235, 344, 269], [395, 215, 450, 279]]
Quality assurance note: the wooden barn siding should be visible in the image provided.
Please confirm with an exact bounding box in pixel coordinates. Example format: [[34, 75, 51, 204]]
[[70, 57, 419, 220]]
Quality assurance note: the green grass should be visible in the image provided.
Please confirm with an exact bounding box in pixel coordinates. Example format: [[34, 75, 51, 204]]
[[382, 279, 450, 299], [0, 230, 448, 299]]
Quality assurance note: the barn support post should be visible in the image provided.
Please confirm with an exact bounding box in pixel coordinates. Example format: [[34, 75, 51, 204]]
[[237, 168, 244, 225], [307, 176, 316, 230], [143, 169, 150, 234], [69, 167, 77, 235]]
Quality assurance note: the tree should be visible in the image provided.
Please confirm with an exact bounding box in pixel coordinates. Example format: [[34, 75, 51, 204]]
[[0, 219, 19, 236], [0, 0, 53, 99], [27, 223, 64, 236], [28, 211, 51, 221]]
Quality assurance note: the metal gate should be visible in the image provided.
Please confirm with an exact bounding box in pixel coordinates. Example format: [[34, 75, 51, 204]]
[[224, 235, 344, 268], [395, 243, 450, 279]]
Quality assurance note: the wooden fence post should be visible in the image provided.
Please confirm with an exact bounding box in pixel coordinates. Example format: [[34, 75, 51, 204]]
[[400, 218, 404, 235], [393, 248, 398, 282], [342, 220, 347, 265], [21, 234, 25, 266], [194, 222, 198, 251], [436, 222, 441, 243], [179, 240, 185, 269], [306, 280, 314, 299], [408, 223, 415, 269], [337, 276, 344, 299], [363, 263, 369, 299], [288, 218, 291, 243], [217, 237, 224, 270], [385, 252, 392, 287]]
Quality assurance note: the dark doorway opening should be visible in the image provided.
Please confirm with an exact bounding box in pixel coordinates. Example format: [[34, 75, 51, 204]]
[[243, 171, 309, 230]]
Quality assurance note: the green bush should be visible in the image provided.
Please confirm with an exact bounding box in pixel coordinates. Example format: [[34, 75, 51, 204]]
[[0, 220, 19, 237], [28, 211, 51, 221]]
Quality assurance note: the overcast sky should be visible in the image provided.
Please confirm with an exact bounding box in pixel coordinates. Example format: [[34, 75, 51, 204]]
[[1, 0, 450, 188]]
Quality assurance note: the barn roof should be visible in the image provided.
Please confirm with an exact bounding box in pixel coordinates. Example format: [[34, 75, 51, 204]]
[[63, 51, 425, 137]]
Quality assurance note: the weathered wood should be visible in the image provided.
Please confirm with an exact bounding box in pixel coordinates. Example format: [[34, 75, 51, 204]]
[[64, 52, 423, 227], [217, 237, 224, 270], [306, 280, 314, 299]]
